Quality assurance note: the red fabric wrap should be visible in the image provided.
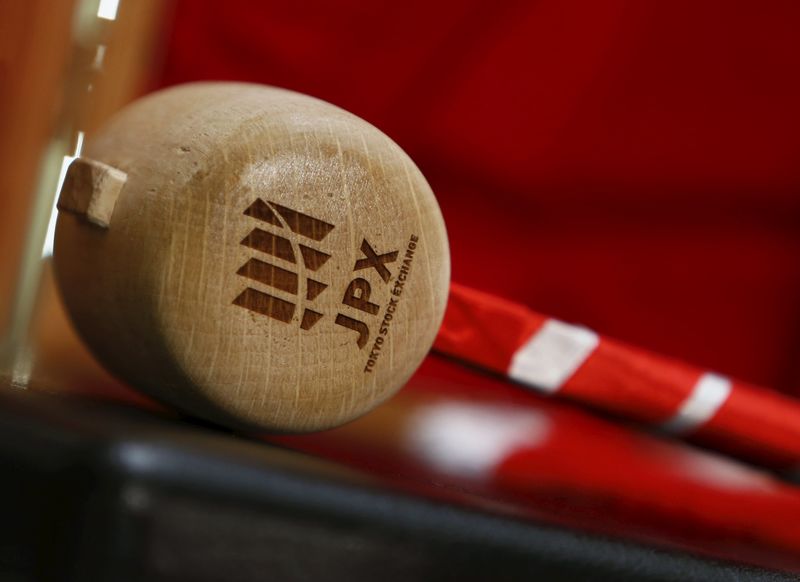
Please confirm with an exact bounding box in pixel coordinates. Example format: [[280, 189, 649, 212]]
[[436, 282, 800, 470], [434, 283, 546, 373], [562, 339, 698, 423], [697, 382, 800, 469]]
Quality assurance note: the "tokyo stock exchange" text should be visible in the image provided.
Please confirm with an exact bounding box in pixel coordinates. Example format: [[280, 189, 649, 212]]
[[362, 234, 419, 373]]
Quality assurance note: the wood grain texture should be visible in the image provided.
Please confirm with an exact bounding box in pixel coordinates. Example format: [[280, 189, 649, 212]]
[[53, 82, 450, 432]]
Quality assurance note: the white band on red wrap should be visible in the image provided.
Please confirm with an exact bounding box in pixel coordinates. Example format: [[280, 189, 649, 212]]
[[509, 320, 599, 394], [660, 373, 732, 434]]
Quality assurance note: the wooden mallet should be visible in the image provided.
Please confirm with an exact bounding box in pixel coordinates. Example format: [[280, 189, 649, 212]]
[[54, 82, 450, 432]]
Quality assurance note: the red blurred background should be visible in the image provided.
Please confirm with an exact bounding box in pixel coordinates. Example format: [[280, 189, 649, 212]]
[[158, 0, 800, 394]]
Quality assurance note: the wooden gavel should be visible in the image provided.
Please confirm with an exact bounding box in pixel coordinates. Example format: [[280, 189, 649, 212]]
[[55, 82, 450, 432]]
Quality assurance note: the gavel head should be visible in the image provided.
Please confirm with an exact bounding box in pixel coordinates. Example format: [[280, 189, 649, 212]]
[[54, 82, 450, 432]]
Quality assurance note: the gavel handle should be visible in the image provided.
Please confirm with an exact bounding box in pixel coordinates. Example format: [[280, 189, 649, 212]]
[[434, 282, 800, 474]]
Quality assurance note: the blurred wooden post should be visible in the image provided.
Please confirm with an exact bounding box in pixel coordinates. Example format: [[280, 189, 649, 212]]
[[0, 0, 77, 327], [0, 0, 170, 393]]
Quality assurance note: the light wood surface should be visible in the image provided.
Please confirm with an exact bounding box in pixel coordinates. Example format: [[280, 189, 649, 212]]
[[54, 82, 450, 432]]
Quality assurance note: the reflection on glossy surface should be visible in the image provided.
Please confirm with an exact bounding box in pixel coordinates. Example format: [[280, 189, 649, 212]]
[[97, 0, 120, 21], [275, 356, 800, 573], [406, 402, 551, 479]]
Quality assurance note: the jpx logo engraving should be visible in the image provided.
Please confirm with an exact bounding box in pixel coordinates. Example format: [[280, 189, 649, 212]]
[[233, 199, 415, 362], [233, 198, 334, 330], [334, 239, 398, 349]]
